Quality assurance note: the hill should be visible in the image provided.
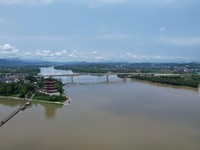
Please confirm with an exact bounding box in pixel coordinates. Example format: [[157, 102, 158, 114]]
[[0, 58, 64, 67]]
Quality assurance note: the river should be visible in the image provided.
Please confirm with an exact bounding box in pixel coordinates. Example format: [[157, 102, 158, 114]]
[[1, 66, 200, 150]]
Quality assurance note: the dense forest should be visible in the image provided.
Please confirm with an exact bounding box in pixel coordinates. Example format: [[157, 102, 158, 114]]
[[0, 77, 65, 101], [0, 82, 35, 98], [33, 78, 66, 102], [130, 75, 200, 88], [33, 92, 67, 102], [0, 66, 40, 75], [55, 62, 200, 74]]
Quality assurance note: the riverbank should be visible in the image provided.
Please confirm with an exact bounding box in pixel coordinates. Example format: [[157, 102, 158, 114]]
[[0, 96, 23, 100], [32, 97, 71, 106], [0, 95, 71, 106], [128, 74, 200, 88]]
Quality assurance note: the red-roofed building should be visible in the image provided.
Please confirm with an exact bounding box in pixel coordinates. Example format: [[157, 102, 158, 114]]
[[40, 77, 60, 96]]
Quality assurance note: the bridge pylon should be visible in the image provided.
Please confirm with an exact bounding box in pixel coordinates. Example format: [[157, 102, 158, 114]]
[[71, 76, 74, 83], [106, 75, 109, 82]]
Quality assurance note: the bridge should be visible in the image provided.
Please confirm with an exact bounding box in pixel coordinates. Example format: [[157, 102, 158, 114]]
[[36, 72, 180, 84], [0, 99, 31, 127]]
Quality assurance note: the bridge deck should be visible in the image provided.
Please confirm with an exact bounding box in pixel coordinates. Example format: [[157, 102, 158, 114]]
[[0, 101, 31, 127], [36, 73, 181, 77]]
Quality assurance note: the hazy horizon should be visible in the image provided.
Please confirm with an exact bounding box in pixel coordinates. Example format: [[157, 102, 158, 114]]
[[0, 0, 200, 62], [1, 57, 199, 63]]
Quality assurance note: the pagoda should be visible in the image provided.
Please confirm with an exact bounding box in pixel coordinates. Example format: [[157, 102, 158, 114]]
[[40, 77, 60, 96]]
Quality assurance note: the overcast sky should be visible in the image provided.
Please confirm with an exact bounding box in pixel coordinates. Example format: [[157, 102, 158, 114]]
[[0, 0, 200, 62]]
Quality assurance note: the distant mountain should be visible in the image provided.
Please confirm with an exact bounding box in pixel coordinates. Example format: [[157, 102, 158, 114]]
[[0, 58, 65, 67], [0, 58, 26, 66], [1, 58, 200, 67], [5, 57, 23, 61]]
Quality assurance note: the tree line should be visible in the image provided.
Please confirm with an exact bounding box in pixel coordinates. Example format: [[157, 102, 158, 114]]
[[130, 75, 200, 88], [0, 82, 35, 98]]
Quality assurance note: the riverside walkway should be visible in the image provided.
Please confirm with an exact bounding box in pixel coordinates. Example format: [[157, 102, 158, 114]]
[[0, 100, 31, 127]]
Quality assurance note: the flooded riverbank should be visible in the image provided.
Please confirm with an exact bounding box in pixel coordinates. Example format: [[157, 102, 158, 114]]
[[1, 67, 200, 150]]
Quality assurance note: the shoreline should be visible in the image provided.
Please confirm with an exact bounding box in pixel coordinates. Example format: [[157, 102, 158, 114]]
[[0, 95, 72, 106], [0, 96, 23, 100], [32, 96, 72, 105], [123, 74, 200, 89], [131, 78, 199, 90]]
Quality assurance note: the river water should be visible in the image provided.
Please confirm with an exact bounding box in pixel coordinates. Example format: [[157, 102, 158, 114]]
[[1, 67, 200, 150]]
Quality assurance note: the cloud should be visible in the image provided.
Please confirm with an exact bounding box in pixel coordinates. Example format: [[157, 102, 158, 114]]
[[0, 0, 56, 5], [22, 52, 32, 56], [73, 0, 128, 7], [159, 36, 200, 46], [0, 43, 19, 55], [90, 51, 106, 60], [125, 51, 197, 62], [0, 18, 5, 24], [95, 33, 128, 40], [33, 50, 67, 58], [35, 50, 55, 57], [153, 0, 175, 3], [0, 0, 196, 6], [0, 0, 127, 6], [126, 52, 138, 59], [0, 44, 194, 62], [68, 50, 85, 58], [85, 0, 190, 6], [126, 52, 164, 61], [55, 50, 67, 56], [90, 51, 98, 55], [160, 26, 166, 33], [32, 49, 105, 60], [86, 0, 127, 4], [0, 36, 67, 43]]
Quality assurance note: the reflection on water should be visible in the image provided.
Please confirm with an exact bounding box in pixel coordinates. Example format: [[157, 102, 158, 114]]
[[131, 78, 200, 92], [61, 74, 121, 84], [39, 66, 122, 84], [0, 99, 23, 107], [40, 103, 63, 119], [1, 67, 200, 150], [39, 66, 73, 75], [0, 99, 63, 119]]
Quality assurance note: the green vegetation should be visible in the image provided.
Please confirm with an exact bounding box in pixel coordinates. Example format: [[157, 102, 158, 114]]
[[130, 75, 200, 88], [55, 62, 200, 88], [55, 64, 109, 73], [0, 82, 35, 98], [55, 62, 200, 74], [0, 73, 66, 103], [55, 79, 64, 94], [25, 75, 38, 83], [1, 62, 200, 101], [32, 78, 66, 102], [33, 92, 67, 102], [0, 66, 40, 75], [36, 77, 64, 94], [14, 67, 40, 75]]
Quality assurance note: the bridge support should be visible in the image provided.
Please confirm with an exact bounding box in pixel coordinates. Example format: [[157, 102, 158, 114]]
[[71, 76, 74, 83], [123, 76, 127, 82], [106, 75, 109, 82], [0, 98, 31, 127]]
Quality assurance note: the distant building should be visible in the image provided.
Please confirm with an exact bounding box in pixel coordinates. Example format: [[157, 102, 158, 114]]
[[24, 80, 31, 84], [39, 77, 60, 96], [0, 77, 5, 83], [174, 66, 196, 73]]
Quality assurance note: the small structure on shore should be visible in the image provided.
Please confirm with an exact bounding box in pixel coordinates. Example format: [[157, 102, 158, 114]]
[[39, 77, 60, 96]]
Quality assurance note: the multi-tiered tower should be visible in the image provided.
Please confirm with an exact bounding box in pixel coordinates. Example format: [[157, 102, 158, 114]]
[[41, 77, 60, 95]]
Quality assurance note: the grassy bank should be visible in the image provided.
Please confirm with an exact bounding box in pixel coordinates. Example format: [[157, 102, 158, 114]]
[[129, 75, 200, 88], [32, 92, 68, 102]]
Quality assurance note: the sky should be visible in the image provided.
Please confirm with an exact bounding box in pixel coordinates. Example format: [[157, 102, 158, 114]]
[[0, 0, 200, 62]]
